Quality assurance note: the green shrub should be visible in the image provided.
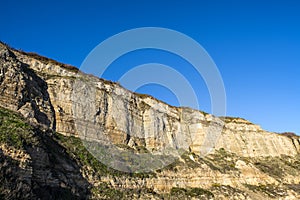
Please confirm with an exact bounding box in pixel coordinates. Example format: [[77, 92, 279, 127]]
[[188, 187, 214, 198], [170, 187, 187, 195], [170, 187, 214, 198], [244, 184, 286, 197], [0, 107, 37, 149]]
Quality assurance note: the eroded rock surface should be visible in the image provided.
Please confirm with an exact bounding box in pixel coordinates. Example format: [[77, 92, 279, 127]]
[[0, 42, 299, 199]]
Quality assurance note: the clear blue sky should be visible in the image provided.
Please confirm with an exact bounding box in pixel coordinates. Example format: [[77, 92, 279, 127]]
[[1, 0, 299, 134]]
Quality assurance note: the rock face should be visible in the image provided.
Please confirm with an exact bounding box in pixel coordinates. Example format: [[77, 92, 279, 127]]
[[7, 42, 298, 158], [0, 42, 300, 199], [0, 44, 55, 129], [0, 107, 90, 199]]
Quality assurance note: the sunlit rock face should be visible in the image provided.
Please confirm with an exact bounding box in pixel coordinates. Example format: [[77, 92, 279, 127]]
[[1, 42, 300, 199], [0, 44, 55, 130], [5, 42, 297, 158]]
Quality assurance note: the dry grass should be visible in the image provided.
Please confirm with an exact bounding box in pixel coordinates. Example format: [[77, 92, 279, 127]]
[[0, 41, 79, 73]]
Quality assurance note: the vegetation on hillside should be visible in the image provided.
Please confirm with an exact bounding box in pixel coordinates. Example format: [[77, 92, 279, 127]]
[[0, 107, 38, 149], [0, 106, 299, 199]]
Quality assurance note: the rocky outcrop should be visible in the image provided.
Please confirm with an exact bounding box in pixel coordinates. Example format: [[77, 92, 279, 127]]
[[5, 42, 298, 159], [0, 44, 55, 130], [0, 107, 90, 199], [0, 42, 300, 199]]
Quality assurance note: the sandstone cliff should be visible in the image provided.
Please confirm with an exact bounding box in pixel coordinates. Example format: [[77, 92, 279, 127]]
[[2, 42, 298, 158], [0, 42, 299, 199]]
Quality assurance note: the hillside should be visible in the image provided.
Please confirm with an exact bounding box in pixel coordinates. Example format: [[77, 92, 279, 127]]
[[0, 42, 299, 199]]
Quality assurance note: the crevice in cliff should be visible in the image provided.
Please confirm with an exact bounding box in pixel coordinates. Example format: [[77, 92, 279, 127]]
[[21, 63, 56, 130], [291, 137, 300, 153], [125, 100, 131, 145]]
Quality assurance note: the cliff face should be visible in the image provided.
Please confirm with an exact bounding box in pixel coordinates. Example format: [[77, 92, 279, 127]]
[[0, 42, 300, 199], [6, 42, 298, 158], [0, 44, 55, 130]]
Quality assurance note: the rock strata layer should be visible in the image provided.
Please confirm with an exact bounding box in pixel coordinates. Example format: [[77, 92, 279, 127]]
[[1, 42, 298, 158], [0, 42, 299, 199]]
